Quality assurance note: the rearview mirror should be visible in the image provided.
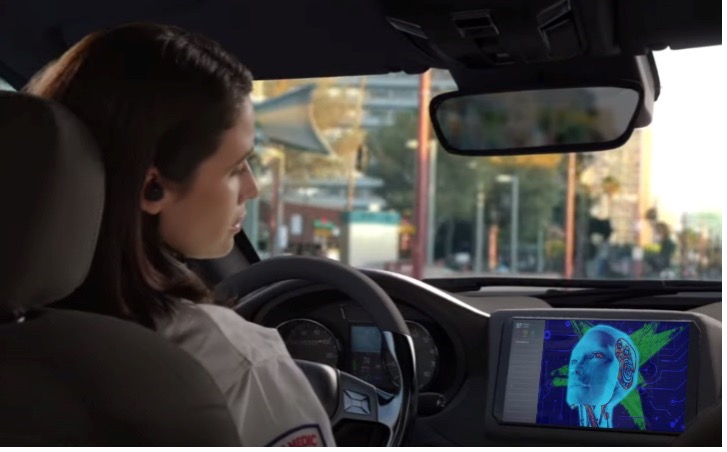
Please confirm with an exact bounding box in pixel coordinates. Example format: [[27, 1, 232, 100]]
[[430, 84, 643, 156]]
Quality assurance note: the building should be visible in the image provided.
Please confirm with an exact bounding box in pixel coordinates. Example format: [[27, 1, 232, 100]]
[[283, 175, 386, 211], [252, 174, 389, 253], [250, 71, 455, 254], [335, 70, 457, 129], [581, 127, 654, 246]]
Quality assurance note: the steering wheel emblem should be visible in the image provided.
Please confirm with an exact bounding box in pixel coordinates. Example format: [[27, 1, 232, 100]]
[[344, 390, 371, 415]]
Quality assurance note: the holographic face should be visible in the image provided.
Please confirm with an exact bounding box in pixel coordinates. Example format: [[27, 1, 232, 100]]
[[566, 327, 620, 406]]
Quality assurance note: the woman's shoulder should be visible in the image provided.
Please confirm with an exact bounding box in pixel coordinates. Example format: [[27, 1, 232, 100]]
[[157, 301, 288, 369]]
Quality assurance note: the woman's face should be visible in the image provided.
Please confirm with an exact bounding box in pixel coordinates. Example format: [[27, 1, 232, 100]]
[[144, 99, 258, 259]]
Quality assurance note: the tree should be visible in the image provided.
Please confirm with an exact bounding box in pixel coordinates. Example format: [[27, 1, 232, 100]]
[[365, 111, 418, 215], [366, 110, 567, 260], [601, 175, 620, 196], [484, 158, 564, 244], [365, 110, 493, 219], [488, 154, 562, 169]]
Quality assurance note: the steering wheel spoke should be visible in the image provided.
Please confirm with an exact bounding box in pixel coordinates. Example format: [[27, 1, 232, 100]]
[[334, 371, 383, 425]]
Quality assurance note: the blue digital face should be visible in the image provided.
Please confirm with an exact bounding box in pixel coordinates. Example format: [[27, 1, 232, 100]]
[[567, 329, 618, 405], [566, 325, 639, 409], [535, 320, 689, 432]]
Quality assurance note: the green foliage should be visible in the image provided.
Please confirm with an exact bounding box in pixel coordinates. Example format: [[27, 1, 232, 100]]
[[366, 109, 564, 244]]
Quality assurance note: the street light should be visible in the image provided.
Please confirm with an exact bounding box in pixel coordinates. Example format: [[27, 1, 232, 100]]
[[497, 174, 520, 273]]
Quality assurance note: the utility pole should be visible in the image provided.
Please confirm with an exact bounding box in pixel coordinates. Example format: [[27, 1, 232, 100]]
[[412, 71, 432, 279], [427, 140, 438, 265], [565, 152, 576, 278]]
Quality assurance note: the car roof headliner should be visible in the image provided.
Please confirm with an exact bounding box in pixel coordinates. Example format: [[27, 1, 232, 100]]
[[0, 0, 720, 88]]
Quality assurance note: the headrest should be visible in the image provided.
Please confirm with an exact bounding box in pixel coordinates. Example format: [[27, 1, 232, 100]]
[[0, 92, 104, 315]]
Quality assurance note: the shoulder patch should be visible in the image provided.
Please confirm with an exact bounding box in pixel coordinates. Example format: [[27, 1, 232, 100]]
[[266, 424, 326, 447]]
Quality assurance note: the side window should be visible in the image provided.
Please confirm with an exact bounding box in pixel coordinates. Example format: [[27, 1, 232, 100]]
[[0, 76, 15, 91]]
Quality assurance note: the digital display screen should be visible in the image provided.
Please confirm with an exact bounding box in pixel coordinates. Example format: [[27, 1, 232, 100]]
[[350, 325, 397, 390], [501, 319, 691, 433]]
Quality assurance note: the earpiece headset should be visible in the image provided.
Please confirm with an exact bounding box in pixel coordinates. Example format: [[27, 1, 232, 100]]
[[145, 180, 164, 202]]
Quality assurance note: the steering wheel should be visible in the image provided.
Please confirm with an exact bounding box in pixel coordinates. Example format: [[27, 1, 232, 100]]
[[214, 255, 417, 447]]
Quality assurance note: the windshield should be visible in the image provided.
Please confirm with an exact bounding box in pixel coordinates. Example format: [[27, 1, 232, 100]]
[[5, 48, 716, 282], [247, 48, 718, 281]]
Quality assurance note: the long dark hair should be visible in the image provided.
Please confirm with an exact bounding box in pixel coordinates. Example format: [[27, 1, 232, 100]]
[[25, 23, 253, 328]]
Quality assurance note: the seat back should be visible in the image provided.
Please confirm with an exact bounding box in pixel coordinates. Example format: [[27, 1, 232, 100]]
[[0, 92, 240, 446]]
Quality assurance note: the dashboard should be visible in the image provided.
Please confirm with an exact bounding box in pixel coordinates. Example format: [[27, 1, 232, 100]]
[[240, 270, 722, 447], [278, 317, 439, 392], [257, 299, 457, 396]]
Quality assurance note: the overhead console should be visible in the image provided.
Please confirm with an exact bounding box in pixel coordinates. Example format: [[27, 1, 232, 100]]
[[485, 309, 721, 446], [383, 0, 721, 67]]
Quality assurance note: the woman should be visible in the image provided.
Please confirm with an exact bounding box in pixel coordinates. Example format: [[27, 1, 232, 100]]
[[25, 23, 335, 447]]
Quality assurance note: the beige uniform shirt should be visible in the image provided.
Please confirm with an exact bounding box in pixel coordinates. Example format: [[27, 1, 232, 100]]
[[156, 302, 335, 447]]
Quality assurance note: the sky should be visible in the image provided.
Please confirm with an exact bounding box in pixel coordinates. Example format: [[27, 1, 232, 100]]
[[649, 45, 724, 216]]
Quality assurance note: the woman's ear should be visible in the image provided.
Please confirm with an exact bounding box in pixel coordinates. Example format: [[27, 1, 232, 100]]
[[140, 167, 167, 215]]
